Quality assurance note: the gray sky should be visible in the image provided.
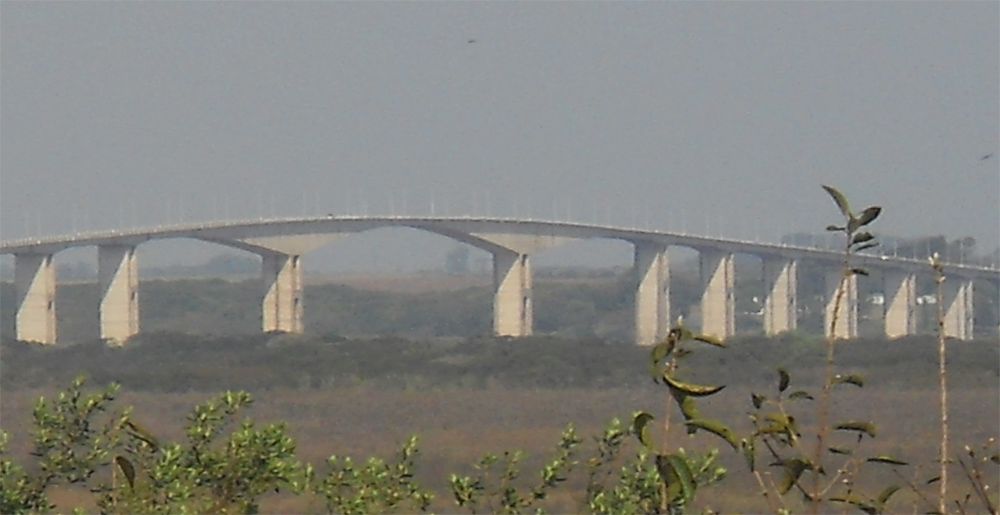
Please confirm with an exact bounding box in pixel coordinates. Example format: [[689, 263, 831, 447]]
[[2, 2, 998, 272]]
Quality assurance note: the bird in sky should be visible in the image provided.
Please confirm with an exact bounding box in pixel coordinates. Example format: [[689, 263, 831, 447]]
[[981, 153, 994, 161], [467, 38, 477, 44]]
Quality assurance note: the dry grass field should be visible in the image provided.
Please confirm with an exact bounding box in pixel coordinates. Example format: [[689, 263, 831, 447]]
[[3, 380, 997, 513]]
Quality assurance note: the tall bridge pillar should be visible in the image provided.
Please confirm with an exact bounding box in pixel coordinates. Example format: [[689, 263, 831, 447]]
[[883, 271, 916, 338], [824, 269, 857, 339], [493, 250, 532, 337], [261, 252, 303, 333], [98, 245, 140, 344], [762, 258, 797, 335], [942, 278, 973, 340], [633, 243, 669, 346], [14, 253, 57, 344], [699, 249, 735, 339]]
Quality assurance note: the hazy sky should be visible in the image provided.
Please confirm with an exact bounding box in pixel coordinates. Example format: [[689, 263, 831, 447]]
[[2, 2, 998, 272]]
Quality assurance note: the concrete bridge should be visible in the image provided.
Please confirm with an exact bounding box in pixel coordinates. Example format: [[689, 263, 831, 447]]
[[2, 216, 997, 345]]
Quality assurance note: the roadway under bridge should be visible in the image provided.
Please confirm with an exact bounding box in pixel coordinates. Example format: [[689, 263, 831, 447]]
[[2, 216, 997, 345]]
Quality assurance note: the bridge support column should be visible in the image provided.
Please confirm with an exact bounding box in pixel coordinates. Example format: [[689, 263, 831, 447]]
[[942, 278, 973, 340], [634, 243, 669, 346], [15, 253, 57, 344], [261, 253, 303, 333], [762, 258, 797, 335], [493, 250, 532, 337], [883, 271, 915, 338], [98, 245, 140, 344], [699, 250, 734, 339], [824, 269, 857, 339]]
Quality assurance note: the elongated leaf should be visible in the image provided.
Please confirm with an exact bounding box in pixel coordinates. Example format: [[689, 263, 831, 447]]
[[657, 453, 697, 506], [650, 361, 666, 384], [867, 456, 908, 466], [685, 419, 739, 450], [778, 368, 790, 392], [850, 267, 870, 276], [835, 421, 877, 438], [693, 333, 726, 347], [788, 390, 814, 401], [823, 185, 853, 219], [854, 242, 880, 252], [852, 232, 875, 245], [632, 412, 655, 449], [754, 424, 791, 437], [926, 476, 941, 484], [830, 493, 877, 515], [663, 373, 726, 397], [826, 225, 846, 232], [651, 340, 674, 365], [828, 446, 853, 455], [751, 393, 766, 410], [772, 457, 811, 494], [125, 419, 159, 450], [877, 484, 901, 506], [742, 438, 756, 472], [668, 388, 701, 434], [856, 206, 882, 227], [115, 455, 136, 490], [833, 373, 865, 387]]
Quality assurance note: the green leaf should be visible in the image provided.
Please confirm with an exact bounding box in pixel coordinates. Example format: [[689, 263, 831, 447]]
[[926, 476, 941, 484], [828, 446, 853, 455], [877, 484, 901, 506], [833, 373, 865, 387], [850, 267, 870, 276], [125, 419, 160, 450], [751, 393, 766, 410], [856, 206, 882, 227], [692, 333, 726, 347], [669, 388, 702, 434], [764, 413, 799, 437], [657, 453, 697, 506], [867, 456, 908, 466], [823, 185, 853, 219], [854, 241, 880, 252], [115, 455, 136, 490], [772, 457, 811, 494], [826, 225, 846, 232], [835, 421, 877, 438], [852, 232, 875, 245], [663, 373, 726, 397], [742, 438, 756, 472], [685, 419, 739, 450], [632, 412, 655, 449], [787, 390, 814, 401], [830, 493, 877, 515], [777, 368, 790, 393], [651, 340, 674, 365]]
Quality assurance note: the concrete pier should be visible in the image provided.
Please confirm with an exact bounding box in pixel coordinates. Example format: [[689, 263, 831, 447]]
[[942, 278, 973, 340], [883, 271, 916, 338], [14, 253, 57, 344], [762, 258, 797, 335], [699, 250, 735, 339], [98, 245, 140, 344], [493, 250, 532, 337], [634, 243, 670, 346], [824, 269, 857, 339], [261, 252, 303, 333]]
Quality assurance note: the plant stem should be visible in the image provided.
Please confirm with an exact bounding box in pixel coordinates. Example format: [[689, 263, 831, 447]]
[[936, 264, 948, 515], [812, 236, 851, 514]]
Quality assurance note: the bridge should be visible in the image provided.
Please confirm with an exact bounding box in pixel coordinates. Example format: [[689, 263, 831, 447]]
[[3, 215, 997, 345]]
